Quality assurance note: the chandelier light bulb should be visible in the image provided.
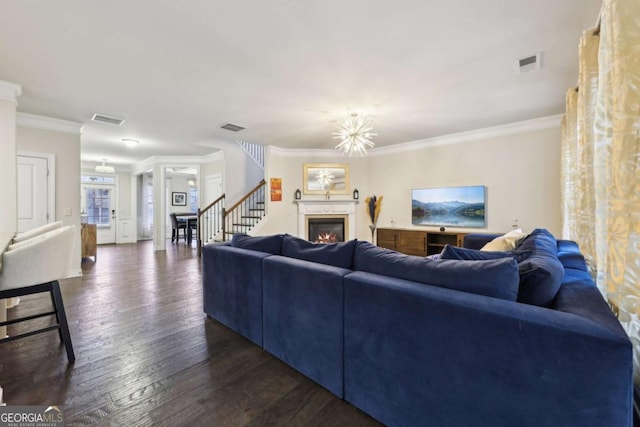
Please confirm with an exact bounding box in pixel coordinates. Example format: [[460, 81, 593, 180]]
[[333, 112, 377, 156]]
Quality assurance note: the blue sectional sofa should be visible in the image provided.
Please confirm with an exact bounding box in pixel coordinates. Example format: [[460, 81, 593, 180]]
[[202, 230, 633, 427]]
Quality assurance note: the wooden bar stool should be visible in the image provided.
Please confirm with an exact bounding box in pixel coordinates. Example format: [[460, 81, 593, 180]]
[[0, 225, 76, 362]]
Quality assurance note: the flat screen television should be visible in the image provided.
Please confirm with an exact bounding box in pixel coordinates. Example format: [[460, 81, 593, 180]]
[[412, 185, 486, 228]]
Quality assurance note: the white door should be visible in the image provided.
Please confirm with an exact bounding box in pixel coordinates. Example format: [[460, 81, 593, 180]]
[[17, 156, 48, 232], [205, 174, 223, 205], [82, 185, 116, 244]]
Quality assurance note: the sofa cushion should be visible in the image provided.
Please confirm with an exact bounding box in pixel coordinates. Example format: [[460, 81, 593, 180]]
[[354, 242, 519, 301], [558, 252, 588, 272], [230, 233, 283, 255], [281, 234, 356, 270], [514, 229, 564, 307], [557, 239, 580, 254], [516, 228, 558, 255], [440, 245, 532, 263], [263, 256, 349, 397], [481, 229, 526, 251]]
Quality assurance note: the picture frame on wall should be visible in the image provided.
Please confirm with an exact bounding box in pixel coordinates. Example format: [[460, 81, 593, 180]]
[[172, 192, 187, 206]]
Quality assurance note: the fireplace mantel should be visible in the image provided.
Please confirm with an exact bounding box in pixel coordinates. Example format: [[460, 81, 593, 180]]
[[295, 200, 357, 240]]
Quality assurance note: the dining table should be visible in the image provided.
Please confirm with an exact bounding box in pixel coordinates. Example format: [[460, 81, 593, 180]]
[[174, 212, 198, 246]]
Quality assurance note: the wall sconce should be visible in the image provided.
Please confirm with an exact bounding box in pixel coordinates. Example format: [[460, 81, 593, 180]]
[[353, 188, 359, 200], [294, 189, 302, 200]]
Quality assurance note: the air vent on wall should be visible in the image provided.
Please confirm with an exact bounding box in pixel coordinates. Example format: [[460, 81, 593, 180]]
[[220, 123, 245, 132], [91, 113, 125, 126], [516, 52, 542, 74]]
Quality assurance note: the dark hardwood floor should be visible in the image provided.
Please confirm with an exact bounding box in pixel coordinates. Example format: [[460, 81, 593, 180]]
[[0, 241, 381, 427]]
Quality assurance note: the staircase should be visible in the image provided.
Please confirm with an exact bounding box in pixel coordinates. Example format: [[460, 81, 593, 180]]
[[236, 141, 265, 169], [197, 179, 267, 256], [197, 194, 226, 255]]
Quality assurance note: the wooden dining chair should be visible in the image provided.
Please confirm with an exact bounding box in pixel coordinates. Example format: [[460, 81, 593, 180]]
[[169, 213, 187, 243]]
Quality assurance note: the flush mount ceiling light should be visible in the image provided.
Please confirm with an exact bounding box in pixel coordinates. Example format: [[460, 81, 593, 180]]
[[122, 138, 139, 148], [333, 112, 377, 156], [95, 159, 115, 173]]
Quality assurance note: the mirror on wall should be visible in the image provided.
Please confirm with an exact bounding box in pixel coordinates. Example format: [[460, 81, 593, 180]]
[[303, 163, 350, 195]]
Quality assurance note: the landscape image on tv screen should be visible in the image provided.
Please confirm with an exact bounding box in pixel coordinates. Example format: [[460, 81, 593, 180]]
[[412, 185, 486, 228]]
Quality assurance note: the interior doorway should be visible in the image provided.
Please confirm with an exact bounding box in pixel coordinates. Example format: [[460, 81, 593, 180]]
[[17, 152, 55, 233]]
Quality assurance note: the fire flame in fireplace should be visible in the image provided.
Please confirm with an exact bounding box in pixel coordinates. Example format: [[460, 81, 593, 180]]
[[315, 233, 337, 244]]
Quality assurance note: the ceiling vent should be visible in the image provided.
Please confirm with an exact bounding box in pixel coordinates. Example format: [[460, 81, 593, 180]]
[[220, 123, 245, 132], [91, 113, 125, 126], [516, 52, 542, 74]]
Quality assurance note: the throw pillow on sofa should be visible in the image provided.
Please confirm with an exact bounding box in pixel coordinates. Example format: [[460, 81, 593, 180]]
[[230, 233, 284, 255], [517, 252, 564, 307], [481, 229, 526, 251], [516, 228, 558, 255], [440, 241, 562, 307], [354, 241, 520, 301], [281, 234, 357, 270], [440, 245, 532, 263]]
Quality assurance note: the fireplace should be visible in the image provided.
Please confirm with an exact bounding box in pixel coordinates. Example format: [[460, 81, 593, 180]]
[[307, 216, 346, 243], [296, 200, 356, 241]]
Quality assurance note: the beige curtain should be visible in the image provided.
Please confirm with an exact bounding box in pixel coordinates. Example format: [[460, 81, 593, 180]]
[[562, 0, 640, 381], [561, 88, 579, 242]]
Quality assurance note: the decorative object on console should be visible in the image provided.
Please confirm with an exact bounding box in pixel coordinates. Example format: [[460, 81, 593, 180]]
[[353, 188, 359, 200], [294, 188, 302, 200], [333, 112, 377, 156], [365, 195, 383, 243], [412, 185, 486, 228]]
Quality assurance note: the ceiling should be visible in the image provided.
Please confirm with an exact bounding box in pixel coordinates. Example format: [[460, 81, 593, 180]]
[[0, 1, 601, 166]]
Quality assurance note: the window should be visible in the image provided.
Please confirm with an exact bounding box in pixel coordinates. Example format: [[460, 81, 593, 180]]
[[189, 187, 198, 212], [82, 175, 115, 184], [85, 188, 111, 225]]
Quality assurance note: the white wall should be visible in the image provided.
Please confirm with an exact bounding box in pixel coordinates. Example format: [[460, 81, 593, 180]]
[[199, 143, 263, 205], [168, 175, 192, 213], [262, 117, 563, 240], [17, 125, 82, 274], [259, 151, 368, 237], [0, 84, 19, 233], [365, 125, 562, 236]]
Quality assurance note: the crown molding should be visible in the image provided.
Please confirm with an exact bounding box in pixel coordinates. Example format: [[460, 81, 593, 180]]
[[203, 150, 225, 162], [368, 114, 563, 157], [0, 80, 22, 102], [269, 145, 343, 158], [131, 154, 221, 175], [269, 114, 562, 158], [16, 112, 84, 134]]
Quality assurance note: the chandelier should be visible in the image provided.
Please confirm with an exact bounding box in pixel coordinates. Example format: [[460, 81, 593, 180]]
[[95, 159, 115, 173], [333, 113, 377, 156]]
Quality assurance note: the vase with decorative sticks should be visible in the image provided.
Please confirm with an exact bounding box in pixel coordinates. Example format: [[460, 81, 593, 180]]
[[365, 195, 383, 244]]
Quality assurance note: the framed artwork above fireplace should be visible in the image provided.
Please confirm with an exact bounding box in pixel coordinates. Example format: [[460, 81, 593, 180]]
[[303, 163, 350, 195]]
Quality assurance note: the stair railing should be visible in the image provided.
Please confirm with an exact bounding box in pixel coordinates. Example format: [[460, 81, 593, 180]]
[[196, 194, 225, 257], [221, 179, 267, 242], [237, 141, 265, 169]]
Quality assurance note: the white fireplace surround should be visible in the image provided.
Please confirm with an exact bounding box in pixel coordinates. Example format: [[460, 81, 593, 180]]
[[295, 200, 357, 241]]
